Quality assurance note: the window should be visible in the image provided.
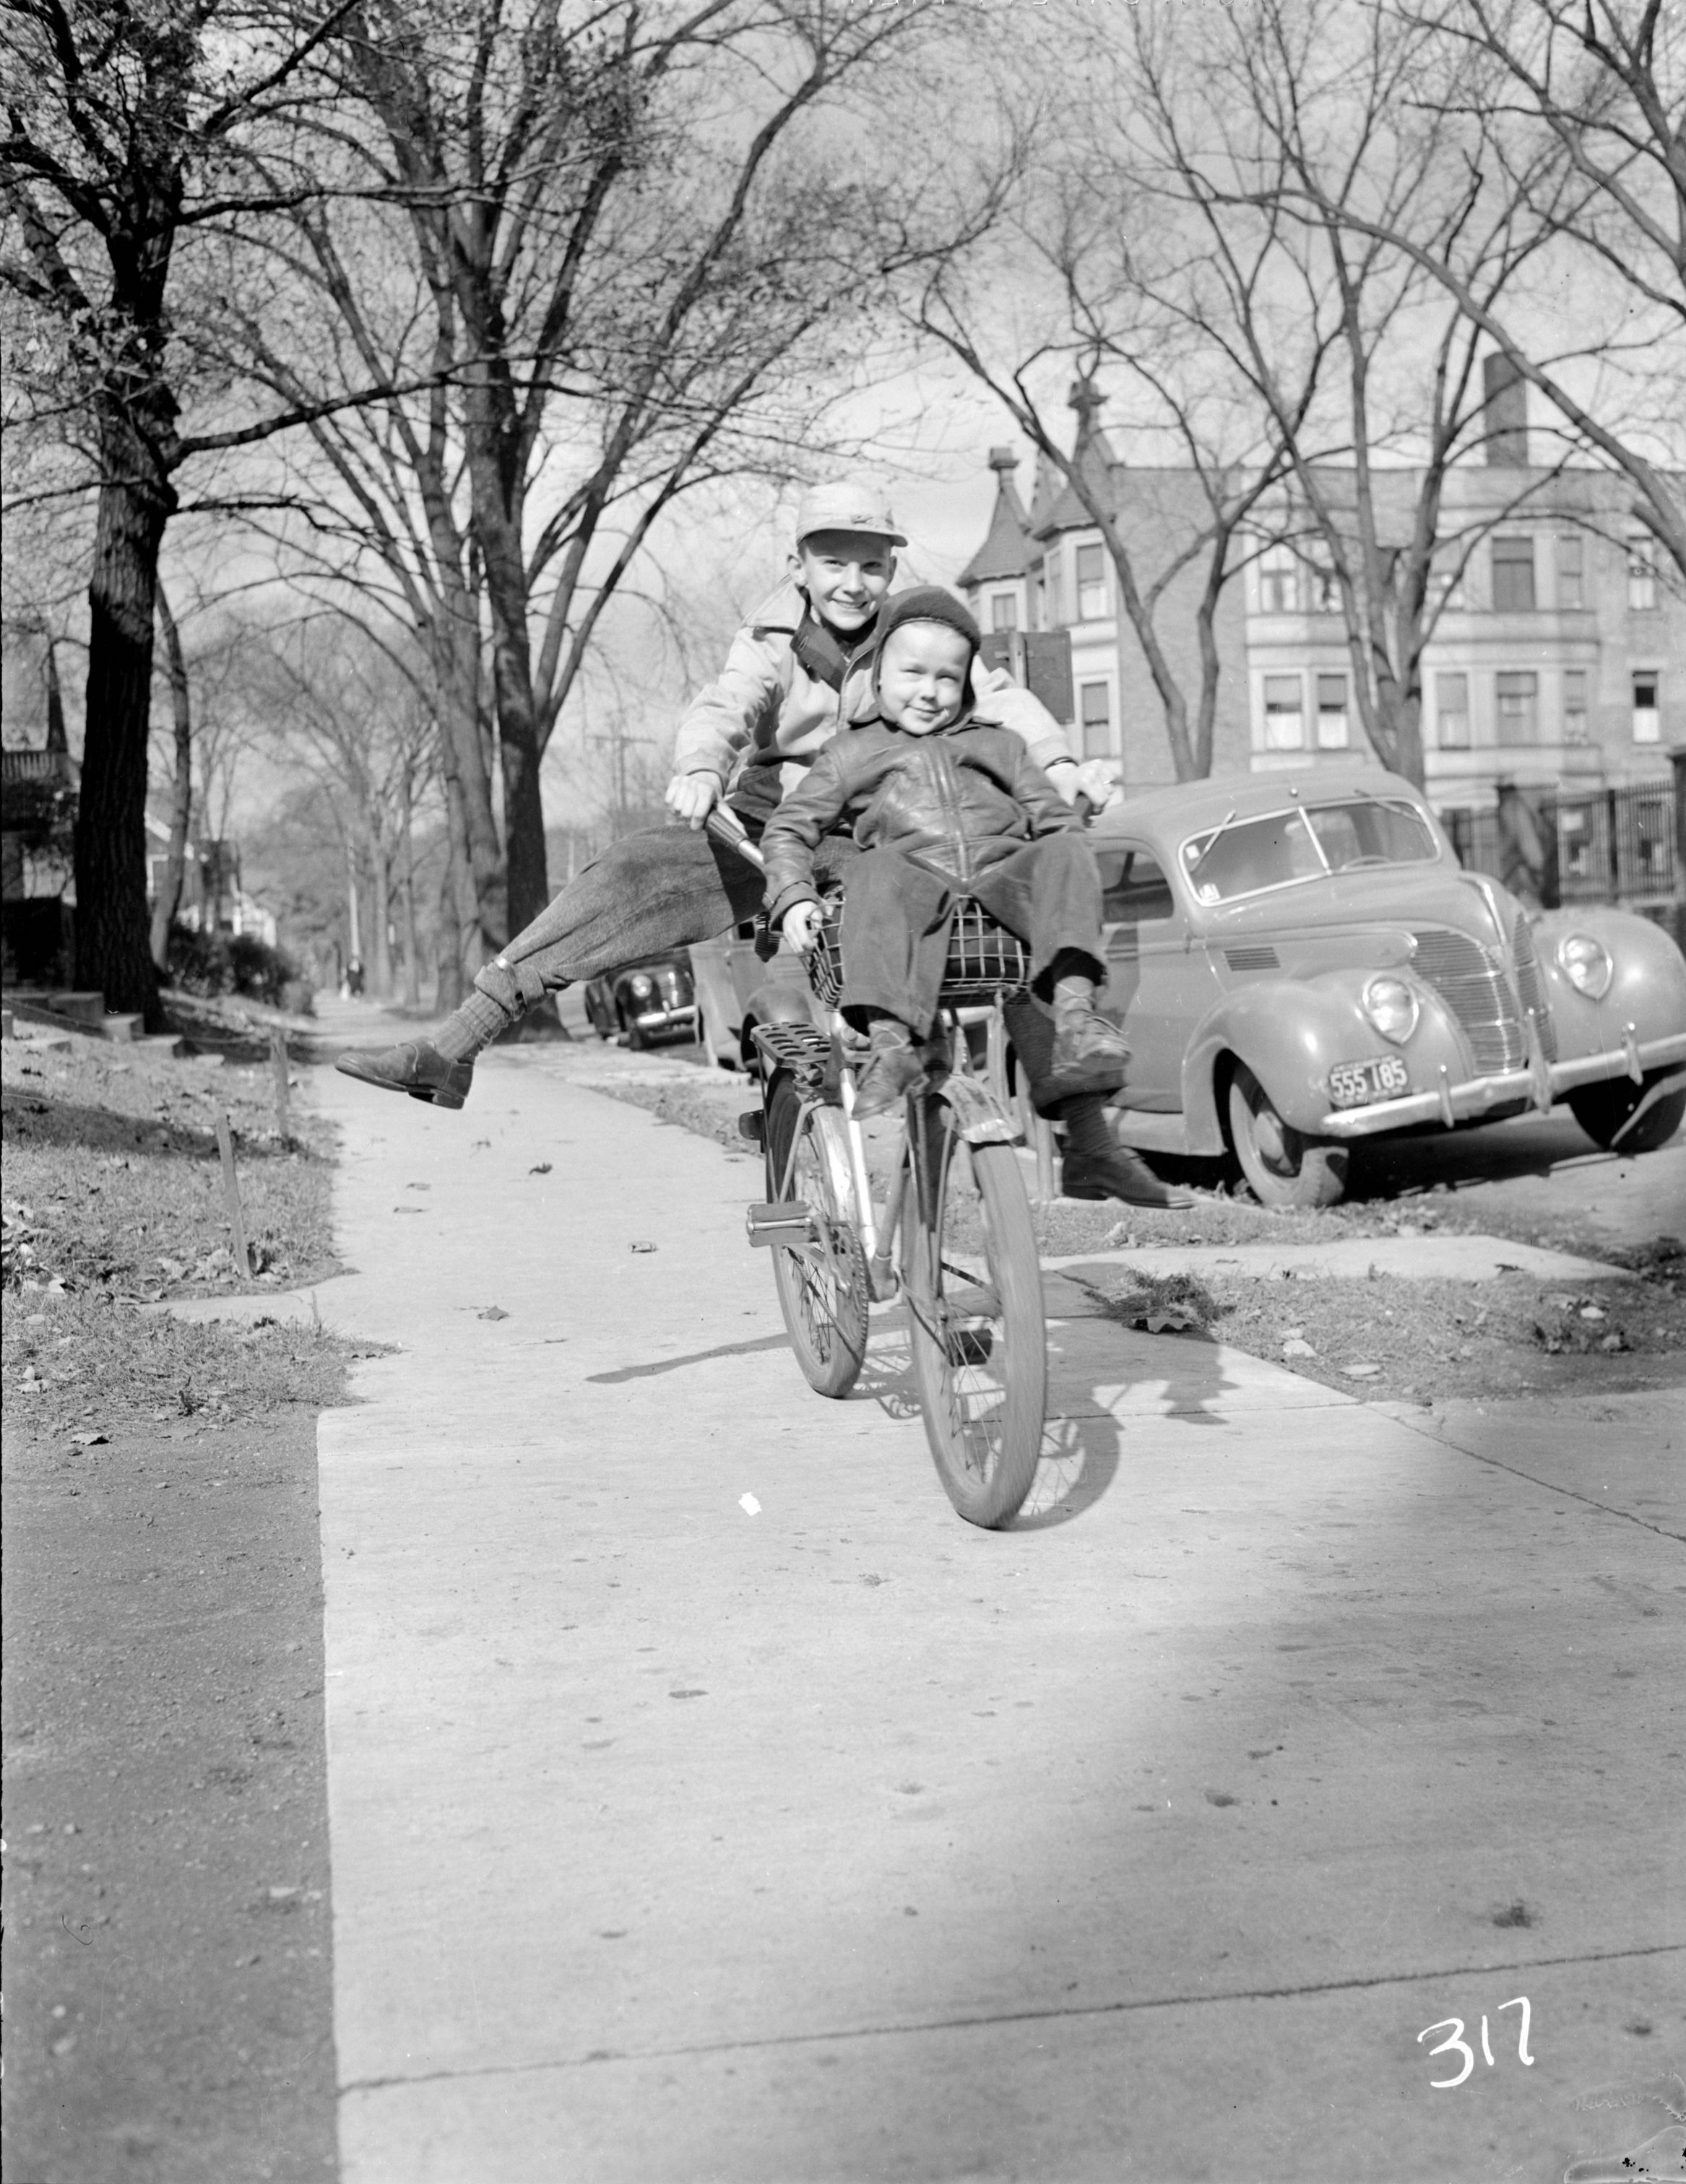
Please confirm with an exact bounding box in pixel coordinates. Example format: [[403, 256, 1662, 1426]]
[[1180, 800, 1436, 904], [990, 592, 1018, 632], [1558, 807, 1592, 881], [1305, 543, 1340, 613], [1075, 543, 1107, 621], [1258, 543, 1297, 613], [1557, 533, 1584, 609], [1045, 562, 1064, 626], [1562, 669, 1588, 745], [1635, 797, 1669, 878], [1490, 534, 1536, 611], [1633, 670, 1660, 743], [1496, 670, 1539, 745], [1097, 847, 1175, 922], [1435, 671, 1470, 749], [1078, 680, 1112, 760], [1431, 565, 1466, 615], [1315, 672, 1349, 750], [1262, 674, 1305, 750], [1628, 534, 1658, 611]]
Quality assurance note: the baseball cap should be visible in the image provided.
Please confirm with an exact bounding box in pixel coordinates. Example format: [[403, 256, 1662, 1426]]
[[795, 481, 907, 547]]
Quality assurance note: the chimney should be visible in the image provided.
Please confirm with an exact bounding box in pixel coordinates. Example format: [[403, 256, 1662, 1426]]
[[987, 446, 1019, 476], [1482, 353, 1529, 467]]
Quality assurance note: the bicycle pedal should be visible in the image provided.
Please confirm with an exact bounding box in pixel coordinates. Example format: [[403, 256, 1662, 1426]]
[[745, 1200, 810, 1247], [737, 1109, 765, 1145]]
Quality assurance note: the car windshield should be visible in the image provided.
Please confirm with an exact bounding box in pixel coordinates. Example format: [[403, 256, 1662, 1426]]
[[1181, 797, 1438, 904]]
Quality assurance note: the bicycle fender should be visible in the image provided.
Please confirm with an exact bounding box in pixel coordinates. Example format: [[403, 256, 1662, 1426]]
[[935, 1072, 1021, 1146]]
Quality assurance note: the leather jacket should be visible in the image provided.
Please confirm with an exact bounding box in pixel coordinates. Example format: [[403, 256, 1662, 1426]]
[[760, 718, 1078, 927]]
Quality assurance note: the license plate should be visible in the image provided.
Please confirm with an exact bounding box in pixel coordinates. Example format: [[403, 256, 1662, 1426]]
[[1328, 1056, 1410, 1108]]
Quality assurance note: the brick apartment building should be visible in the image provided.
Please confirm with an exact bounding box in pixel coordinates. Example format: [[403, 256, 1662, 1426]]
[[957, 385, 1685, 830]]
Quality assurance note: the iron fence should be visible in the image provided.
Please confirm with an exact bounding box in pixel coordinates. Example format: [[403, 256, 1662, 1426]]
[[1441, 778, 1681, 906], [1440, 771, 1686, 956]]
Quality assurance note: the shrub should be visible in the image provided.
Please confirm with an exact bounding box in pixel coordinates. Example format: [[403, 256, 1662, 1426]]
[[166, 922, 300, 1007]]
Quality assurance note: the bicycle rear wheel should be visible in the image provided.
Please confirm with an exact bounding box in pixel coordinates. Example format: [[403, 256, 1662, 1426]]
[[764, 1070, 869, 1400], [904, 1110, 1046, 1528]]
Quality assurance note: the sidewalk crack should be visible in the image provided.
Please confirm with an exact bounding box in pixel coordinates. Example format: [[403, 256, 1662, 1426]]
[[340, 1939, 1683, 2097]]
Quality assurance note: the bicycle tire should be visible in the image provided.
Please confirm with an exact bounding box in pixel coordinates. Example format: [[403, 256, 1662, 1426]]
[[763, 1070, 869, 1400], [904, 1112, 1046, 1528]]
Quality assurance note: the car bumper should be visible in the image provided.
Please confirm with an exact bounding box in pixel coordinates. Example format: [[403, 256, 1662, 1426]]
[[1317, 1028, 1686, 1139], [630, 1005, 698, 1037]]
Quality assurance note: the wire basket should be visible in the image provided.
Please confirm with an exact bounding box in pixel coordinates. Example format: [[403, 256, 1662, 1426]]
[[805, 895, 1032, 1010]]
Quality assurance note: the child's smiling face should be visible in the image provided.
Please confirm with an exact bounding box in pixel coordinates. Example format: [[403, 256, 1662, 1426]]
[[876, 621, 972, 735], [792, 529, 896, 634]]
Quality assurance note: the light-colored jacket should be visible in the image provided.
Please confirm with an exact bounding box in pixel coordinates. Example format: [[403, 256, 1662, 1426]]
[[670, 577, 1074, 796]]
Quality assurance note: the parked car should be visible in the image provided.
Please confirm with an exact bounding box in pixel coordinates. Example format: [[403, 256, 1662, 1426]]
[[1086, 766, 1686, 1204], [691, 767, 1686, 1205], [583, 950, 699, 1049], [690, 923, 808, 1071]]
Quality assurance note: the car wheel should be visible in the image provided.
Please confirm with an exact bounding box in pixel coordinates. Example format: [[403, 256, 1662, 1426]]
[[1568, 1070, 1686, 1154], [620, 1007, 649, 1052], [1227, 1062, 1349, 1208]]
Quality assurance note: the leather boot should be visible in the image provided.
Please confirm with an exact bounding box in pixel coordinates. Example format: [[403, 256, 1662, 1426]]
[[334, 1041, 475, 1110], [1060, 1143, 1192, 1208], [851, 1023, 927, 1119]]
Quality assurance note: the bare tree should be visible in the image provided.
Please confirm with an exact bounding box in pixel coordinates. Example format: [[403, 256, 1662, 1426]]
[[0, 0, 409, 1017], [304, 0, 1010, 935], [234, 611, 441, 1000], [1124, 0, 1573, 784], [1294, 0, 1686, 578], [920, 119, 1323, 781]]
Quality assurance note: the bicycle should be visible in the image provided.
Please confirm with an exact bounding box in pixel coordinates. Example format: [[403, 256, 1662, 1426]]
[[709, 810, 1048, 1529]]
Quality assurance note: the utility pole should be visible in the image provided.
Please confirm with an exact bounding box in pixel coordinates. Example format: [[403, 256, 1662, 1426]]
[[588, 720, 655, 838]]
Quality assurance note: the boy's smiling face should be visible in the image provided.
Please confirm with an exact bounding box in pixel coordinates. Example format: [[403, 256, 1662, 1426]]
[[876, 620, 972, 735], [792, 529, 896, 635]]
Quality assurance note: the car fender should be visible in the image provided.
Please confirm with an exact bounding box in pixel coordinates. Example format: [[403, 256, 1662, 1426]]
[[1530, 906, 1686, 1064], [1182, 971, 1468, 1144]]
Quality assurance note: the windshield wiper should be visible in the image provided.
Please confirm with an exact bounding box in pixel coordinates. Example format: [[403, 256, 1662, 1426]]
[[1187, 807, 1239, 875]]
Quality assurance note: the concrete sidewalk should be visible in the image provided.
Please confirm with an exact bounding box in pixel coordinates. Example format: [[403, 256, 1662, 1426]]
[[309, 1049, 1682, 2184]]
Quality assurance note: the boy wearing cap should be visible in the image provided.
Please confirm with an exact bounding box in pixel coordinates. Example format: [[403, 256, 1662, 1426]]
[[762, 588, 1130, 1118], [337, 484, 1081, 1104]]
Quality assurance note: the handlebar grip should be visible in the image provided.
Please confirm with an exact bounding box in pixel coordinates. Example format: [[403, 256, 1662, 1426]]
[[704, 805, 766, 871]]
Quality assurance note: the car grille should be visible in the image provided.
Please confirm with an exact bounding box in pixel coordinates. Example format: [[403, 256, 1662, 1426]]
[[1410, 927, 1527, 1075], [1510, 917, 1557, 1063]]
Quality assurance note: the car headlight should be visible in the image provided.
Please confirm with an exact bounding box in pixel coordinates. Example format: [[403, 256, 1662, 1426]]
[[1362, 975, 1419, 1044], [1557, 932, 1613, 1000], [629, 973, 654, 998]]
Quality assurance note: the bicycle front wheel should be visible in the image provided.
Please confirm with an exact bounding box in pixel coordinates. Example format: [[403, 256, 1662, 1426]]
[[764, 1070, 869, 1400], [904, 1117, 1046, 1528]]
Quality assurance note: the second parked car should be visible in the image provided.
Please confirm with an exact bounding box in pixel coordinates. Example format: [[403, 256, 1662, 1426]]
[[584, 950, 699, 1049]]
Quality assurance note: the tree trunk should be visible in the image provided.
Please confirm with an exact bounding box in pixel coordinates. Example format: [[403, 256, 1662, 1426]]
[[76, 410, 175, 1024], [149, 583, 193, 971], [431, 629, 507, 956], [435, 787, 467, 1013], [368, 838, 393, 998], [479, 521, 550, 937], [399, 772, 422, 1010]]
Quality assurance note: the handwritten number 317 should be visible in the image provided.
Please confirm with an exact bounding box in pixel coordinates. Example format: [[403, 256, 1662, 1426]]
[[1418, 1998, 1534, 2087]]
